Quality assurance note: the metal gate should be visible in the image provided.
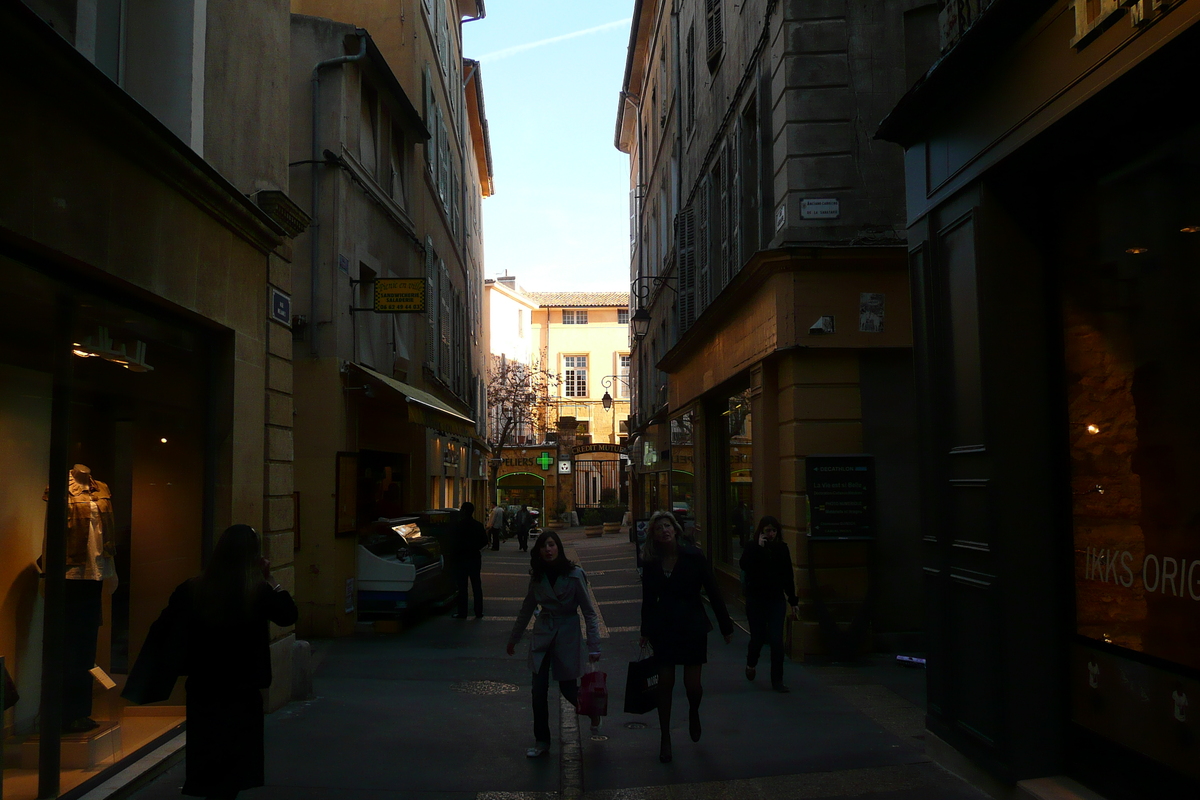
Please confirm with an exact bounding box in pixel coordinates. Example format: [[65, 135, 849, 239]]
[[574, 459, 621, 508]]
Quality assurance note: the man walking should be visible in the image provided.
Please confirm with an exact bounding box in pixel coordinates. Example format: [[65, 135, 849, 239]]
[[449, 502, 488, 619], [513, 504, 533, 552], [487, 502, 505, 551]]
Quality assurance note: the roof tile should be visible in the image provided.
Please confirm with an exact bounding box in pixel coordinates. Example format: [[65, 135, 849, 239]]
[[525, 291, 629, 308]]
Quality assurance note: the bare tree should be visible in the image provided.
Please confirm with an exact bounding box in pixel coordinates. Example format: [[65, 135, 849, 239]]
[[486, 352, 560, 504]]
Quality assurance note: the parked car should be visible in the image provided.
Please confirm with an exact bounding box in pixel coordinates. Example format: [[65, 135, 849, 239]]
[[356, 515, 455, 619]]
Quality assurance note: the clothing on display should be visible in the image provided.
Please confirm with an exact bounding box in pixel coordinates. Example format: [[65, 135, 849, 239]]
[[48, 464, 117, 731]]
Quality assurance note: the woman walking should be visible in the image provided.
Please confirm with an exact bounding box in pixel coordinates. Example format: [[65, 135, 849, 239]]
[[172, 524, 298, 799], [507, 530, 601, 757], [739, 515, 798, 692], [639, 511, 734, 763]]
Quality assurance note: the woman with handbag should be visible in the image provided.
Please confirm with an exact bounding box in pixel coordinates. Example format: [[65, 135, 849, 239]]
[[739, 515, 799, 692], [639, 511, 734, 763], [169, 524, 297, 799], [507, 529, 602, 758]]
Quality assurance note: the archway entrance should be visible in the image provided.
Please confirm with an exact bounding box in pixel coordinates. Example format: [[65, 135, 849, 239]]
[[497, 472, 545, 518]]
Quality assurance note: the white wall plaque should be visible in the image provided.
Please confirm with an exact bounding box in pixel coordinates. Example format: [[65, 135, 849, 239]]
[[801, 198, 840, 219], [558, 460, 572, 474], [775, 204, 787, 231]]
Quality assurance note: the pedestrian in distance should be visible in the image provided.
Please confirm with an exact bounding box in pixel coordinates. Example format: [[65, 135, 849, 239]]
[[170, 524, 298, 799], [449, 501, 489, 619], [513, 504, 534, 552], [739, 515, 799, 692], [487, 502, 505, 551], [507, 529, 602, 758], [639, 510, 734, 764]]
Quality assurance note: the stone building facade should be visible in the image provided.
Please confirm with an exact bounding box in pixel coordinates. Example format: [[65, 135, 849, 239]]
[[287, 2, 492, 637], [1, 0, 306, 794], [617, 0, 941, 655]]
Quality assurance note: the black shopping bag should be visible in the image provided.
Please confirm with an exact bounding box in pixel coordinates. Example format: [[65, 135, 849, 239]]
[[623, 649, 659, 714], [123, 601, 185, 705]]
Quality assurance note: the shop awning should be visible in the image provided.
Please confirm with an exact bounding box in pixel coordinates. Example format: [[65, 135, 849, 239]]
[[349, 363, 480, 440]]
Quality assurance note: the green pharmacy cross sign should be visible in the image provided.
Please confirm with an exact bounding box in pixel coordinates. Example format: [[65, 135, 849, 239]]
[[536, 452, 554, 471]]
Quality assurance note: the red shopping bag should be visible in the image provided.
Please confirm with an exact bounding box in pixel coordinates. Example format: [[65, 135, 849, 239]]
[[578, 670, 608, 717]]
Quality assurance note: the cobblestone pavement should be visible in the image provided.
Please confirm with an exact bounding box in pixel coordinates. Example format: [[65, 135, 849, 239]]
[[125, 529, 987, 800]]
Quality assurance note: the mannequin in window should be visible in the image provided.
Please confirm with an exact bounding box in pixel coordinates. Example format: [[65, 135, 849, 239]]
[[48, 463, 116, 732]]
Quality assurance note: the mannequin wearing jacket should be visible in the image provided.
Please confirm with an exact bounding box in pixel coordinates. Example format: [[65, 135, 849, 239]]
[[50, 464, 116, 732]]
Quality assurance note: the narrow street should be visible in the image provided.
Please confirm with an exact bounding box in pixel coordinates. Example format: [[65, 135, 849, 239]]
[[127, 530, 986, 800]]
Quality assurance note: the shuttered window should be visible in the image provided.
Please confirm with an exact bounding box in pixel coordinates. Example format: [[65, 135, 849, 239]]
[[677, 205, 697, 331], [685, 25, 696, 133], [727, 132, 741, 284], [705, 0, 723, 63], [697, 175, 711, 313], [439, 262, 451, 380], [425, 237, 436, 368]]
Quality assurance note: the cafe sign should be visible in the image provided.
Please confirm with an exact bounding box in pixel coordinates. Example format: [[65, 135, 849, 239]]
[[374, 278, 426, 312]]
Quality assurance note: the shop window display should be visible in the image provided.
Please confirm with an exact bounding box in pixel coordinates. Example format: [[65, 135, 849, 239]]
[[0, 256, 207, 798], [669, 411, 695, 522], [722, 390, 753, 567], [1063, 133, 1200, 778]]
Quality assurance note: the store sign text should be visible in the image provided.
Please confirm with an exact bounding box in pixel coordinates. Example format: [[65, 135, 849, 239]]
[[1084, 547, 1200, 600], [1071, 0, 1180, 49]]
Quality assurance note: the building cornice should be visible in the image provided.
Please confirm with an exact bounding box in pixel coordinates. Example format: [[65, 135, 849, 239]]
[[657, 245, 907, 373], [4, 2, 291, 256], [876, 0, 1057, 146]]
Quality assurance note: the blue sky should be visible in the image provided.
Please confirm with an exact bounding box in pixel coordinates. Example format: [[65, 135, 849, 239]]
[[463, 5, 632, 292]]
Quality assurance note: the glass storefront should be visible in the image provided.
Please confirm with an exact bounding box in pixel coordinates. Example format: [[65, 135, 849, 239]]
[[720, 389, 753, 568], [1064, 127, 1200, 779], [669, 411, 695, 522], [1, 255, 207, 798]]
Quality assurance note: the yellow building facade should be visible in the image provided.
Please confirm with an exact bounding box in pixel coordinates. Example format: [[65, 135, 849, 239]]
[[484, 280, 631, 521]]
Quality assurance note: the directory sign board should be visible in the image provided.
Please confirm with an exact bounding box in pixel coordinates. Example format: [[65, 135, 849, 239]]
[[805, 454, 875, 539]]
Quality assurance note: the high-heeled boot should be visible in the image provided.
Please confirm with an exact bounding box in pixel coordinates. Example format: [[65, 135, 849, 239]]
[[687, 688, 703, 742]]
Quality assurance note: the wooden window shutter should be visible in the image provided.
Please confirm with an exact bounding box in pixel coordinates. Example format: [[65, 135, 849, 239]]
[[677, 205, 697, 332], [716, 148, 730, 290], [685, 25, 696, 132], [423, 65, 435, 169], [728, 130, 742, 281], [697, 176, 710, 312], [425, 237, 436, 367], [705, 0, 723, 61], [439, 263, 451, 379]]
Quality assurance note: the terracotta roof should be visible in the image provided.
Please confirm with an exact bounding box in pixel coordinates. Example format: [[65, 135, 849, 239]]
[[525, 291, 629, 308]]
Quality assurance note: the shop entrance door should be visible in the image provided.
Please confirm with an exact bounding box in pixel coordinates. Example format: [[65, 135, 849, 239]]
[[497, 474, 545, 519]]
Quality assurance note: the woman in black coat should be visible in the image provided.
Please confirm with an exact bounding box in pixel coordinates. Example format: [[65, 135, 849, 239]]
[[172, 524, 298, 799], [739, 515, 798, 692], [639, 511, 734, 763]]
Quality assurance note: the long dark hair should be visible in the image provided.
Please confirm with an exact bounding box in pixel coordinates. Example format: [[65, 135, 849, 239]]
[[753, 515, 783, 540], [529, 529, 574, 581], [193, 524, 263, 622]]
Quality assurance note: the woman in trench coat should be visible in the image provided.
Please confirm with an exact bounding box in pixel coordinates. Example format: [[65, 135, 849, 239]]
[[507, 529, 601, 757]]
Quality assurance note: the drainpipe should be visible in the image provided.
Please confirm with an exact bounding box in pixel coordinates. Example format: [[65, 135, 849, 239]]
[[311, 32, 368, 358], [620, 89, 644, 421]]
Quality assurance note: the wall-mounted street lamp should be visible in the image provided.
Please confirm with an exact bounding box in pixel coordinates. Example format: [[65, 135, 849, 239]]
[[600, 375, 627, 411], [630, 307, 651, 342]]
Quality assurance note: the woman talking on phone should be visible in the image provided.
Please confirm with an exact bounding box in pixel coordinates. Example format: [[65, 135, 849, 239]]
[[739, 515, 798, 693], [174, 524, 297, 799]]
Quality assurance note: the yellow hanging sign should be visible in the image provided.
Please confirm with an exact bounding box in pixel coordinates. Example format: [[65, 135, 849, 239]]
[[374, 278, 426, 313]]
